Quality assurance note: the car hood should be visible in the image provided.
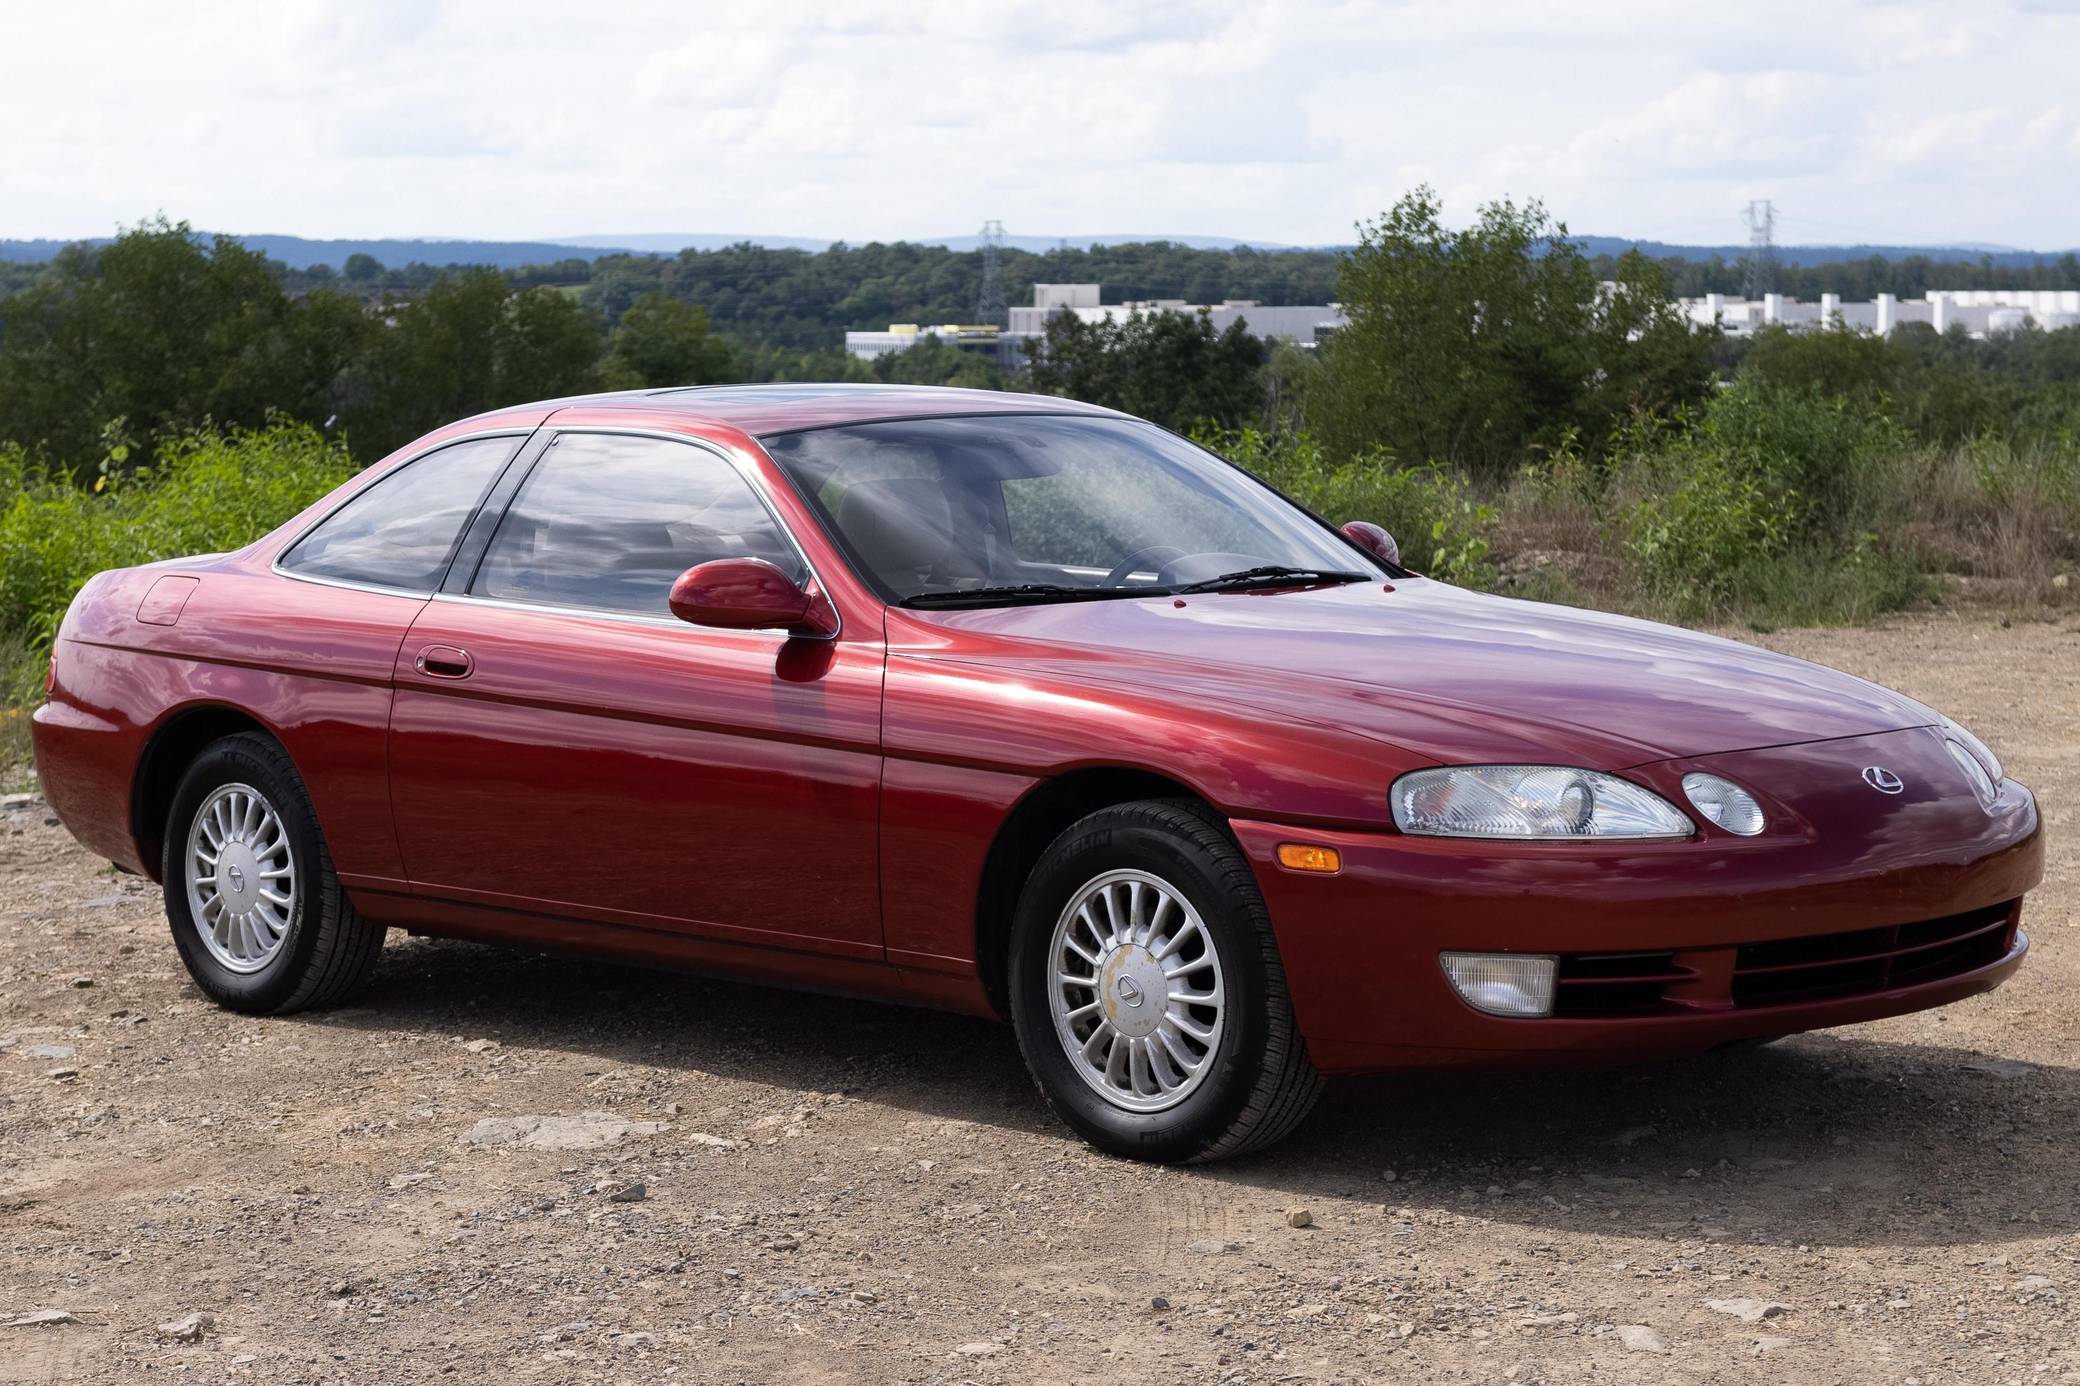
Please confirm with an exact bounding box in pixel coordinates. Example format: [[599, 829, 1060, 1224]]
[[892, 578, 1940, 769]]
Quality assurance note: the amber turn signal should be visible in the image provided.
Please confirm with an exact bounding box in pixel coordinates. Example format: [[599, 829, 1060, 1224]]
[[1276, 843, 1342, 874]]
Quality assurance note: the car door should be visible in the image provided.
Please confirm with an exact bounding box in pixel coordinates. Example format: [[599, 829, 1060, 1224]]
[[385, 428, 887, 958]]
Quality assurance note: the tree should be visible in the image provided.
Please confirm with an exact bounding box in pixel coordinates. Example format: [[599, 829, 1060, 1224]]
[[598, 292, 736, 389], [1310, 188, 1713, 476], [0, 218, 366, 470], [335, 272, 601, 460], [1026, 308, 1265, 431]]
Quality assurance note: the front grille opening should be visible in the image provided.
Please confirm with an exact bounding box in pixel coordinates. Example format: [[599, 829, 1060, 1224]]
[[1553, 951, 1686, 1016], [1731, 903, 2015, 1007], [1549, 901, 2019, 1018]]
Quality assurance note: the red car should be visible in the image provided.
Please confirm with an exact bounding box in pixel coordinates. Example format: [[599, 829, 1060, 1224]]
[[33, 386, 2042, 1162]]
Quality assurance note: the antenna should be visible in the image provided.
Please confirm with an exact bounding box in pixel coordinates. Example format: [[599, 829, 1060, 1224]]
[[975, 219, 1007, 327], [1741, 199, 1776, 299]]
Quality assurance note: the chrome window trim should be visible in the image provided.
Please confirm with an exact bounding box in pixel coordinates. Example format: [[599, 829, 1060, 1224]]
[[451, 425, 843, 642], [270, 429, 532, 600]]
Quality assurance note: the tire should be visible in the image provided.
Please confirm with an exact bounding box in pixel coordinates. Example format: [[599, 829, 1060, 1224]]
[[1007, 799, 1323, 1162], [160, 731, 385, 1014]]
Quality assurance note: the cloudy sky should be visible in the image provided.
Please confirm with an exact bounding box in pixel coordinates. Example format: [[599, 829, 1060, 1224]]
[[6, 0, 2079, 249]]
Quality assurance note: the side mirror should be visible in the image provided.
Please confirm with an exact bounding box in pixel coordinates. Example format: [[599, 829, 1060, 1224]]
[[1340, 520, 1400, 568], [668, 558, 838, 637]]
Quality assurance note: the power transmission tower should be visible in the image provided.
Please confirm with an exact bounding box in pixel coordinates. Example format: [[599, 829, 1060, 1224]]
[[975, 219, 1007, 327], [1741, 199, 1776, 299]]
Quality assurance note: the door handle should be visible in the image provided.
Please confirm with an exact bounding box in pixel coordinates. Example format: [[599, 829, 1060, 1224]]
[[414, 644, 473, 679]]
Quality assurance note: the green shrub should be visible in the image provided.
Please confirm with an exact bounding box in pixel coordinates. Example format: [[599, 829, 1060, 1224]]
[[1617, 380, 1914, 613], [0, 420, 354, 647], [1194, 425, 1498, 586]]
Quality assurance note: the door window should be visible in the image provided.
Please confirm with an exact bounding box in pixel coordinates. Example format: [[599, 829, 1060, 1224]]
[[279, 436, 517, 592], [472, 433, 805, 617]]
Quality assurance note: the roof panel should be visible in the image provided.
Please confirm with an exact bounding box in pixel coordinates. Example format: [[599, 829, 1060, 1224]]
[[494, 383, 1121, 436]]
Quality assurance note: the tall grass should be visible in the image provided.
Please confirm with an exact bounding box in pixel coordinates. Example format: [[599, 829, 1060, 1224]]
[[1203, 381, 2076, 627], [0, 421, 354, 770]]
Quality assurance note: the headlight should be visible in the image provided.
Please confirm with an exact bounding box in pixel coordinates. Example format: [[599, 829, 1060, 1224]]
[[1681, 772, 1766, 836], [1391, 765, 1692, 840], [1940, 716, 2002, 785], [1946, 740, 1997, 804]]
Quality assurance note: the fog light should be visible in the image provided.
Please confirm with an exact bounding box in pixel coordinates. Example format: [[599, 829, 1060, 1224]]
[[1440, 952, 1558, 1018]]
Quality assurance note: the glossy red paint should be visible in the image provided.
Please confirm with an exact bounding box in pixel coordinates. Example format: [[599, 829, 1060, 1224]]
[[1338, 519, 1400, 568], [29, 386, 2045, 1068], [668, 557, 838, 635]]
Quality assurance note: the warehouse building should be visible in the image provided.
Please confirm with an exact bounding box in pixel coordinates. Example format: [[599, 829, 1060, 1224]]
[[1681, 288, 2080, 338], [844, 283, 1347, 362]]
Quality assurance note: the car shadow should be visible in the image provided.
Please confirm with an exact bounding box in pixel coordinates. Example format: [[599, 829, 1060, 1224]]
[[308, 934, 2073, 1250]]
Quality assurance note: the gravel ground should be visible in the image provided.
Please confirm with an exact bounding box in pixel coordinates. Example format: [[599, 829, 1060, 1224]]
[[2, 611, 2075, 1385]]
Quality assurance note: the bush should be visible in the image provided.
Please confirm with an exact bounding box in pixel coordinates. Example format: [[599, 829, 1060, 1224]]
[[1616, 380, 1917, 613], [1194, 425, 1498, 586], [0, 420, 355, 647]]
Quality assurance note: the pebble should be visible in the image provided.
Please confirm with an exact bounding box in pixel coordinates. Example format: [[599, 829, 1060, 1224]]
[[5, 1309, 79, 1327], [688, 1132, 741, 1150], [1616, 1324, 1670, 1354], [156, 1311, 215, 1341], [68, 976, 94, 989], [1188, 1238, 1239, 1255], [1286, 1207, 1314, 1228], [45, 1067, 78, 1081], [462, 1038, 500, 1054], [1151, 1296, 1170, 1311], [461, 1112, 667, 1151], [1706, 1298, 1791, 1323], [608, 1181, 648, 1203]]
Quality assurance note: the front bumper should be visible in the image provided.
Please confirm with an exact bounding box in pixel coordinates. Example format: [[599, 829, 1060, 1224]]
[[1231, 728, 2044, 1074]]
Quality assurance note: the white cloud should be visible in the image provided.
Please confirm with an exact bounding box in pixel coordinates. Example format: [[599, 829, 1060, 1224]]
[[0, 0, 2076, 247]]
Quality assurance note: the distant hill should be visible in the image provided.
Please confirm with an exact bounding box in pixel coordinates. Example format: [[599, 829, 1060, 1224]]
[[3, 230, 2075, 272], [1569, 235, 2080, 268]]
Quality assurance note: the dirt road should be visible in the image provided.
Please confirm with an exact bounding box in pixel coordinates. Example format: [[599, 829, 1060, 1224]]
[[3, 612, 2075, 1384]]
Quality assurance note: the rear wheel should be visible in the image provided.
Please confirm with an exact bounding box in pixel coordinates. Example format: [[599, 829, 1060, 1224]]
[[161, 732, 385, 1014], [1008, 799, 1322, 1162]]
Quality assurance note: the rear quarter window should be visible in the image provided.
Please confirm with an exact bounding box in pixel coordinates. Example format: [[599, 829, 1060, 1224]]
[[279, 437, 517, 592]]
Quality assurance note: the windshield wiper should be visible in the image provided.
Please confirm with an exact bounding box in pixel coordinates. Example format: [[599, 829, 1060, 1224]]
[[902, 584, 1132, 609], [1174, 565, 1372, 594]]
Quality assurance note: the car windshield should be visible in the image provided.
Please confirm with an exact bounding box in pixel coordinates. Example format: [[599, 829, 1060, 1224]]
[[762, 414, 1381, 606]]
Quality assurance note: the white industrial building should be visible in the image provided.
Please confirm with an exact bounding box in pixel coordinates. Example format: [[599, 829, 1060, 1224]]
[[1681, 289, 2080, 339], [843, 283, 1347, 362], [1005, 283, 1346, 347]]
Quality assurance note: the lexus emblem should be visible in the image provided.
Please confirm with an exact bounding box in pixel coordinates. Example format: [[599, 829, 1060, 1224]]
[[1861, 766, 1905, 795], [1115, 977, 1145, 1008]]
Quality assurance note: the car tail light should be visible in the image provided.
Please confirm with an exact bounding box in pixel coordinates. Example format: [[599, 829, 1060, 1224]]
[[1440, 952, 1558, 1017]]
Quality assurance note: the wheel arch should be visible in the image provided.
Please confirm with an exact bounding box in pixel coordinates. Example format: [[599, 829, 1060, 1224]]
[[130, 704, 282, 881], [973, 765, 1226, 1018]]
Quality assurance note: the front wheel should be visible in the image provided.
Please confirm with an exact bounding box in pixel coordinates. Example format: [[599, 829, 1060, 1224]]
[[1007, 799, 1322, 1162], [161, 732, 386, 1014]]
